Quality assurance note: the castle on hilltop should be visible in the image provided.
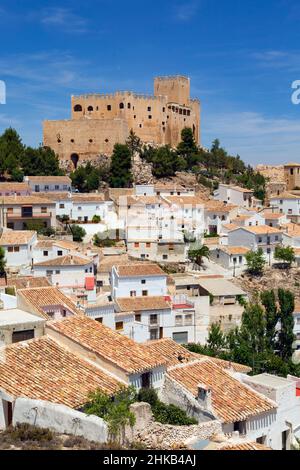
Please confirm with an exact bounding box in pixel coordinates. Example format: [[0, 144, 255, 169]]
[[43, 76, 200, 170]]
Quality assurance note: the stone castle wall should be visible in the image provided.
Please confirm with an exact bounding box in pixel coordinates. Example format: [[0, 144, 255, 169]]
[[43, 76, 200, 169]]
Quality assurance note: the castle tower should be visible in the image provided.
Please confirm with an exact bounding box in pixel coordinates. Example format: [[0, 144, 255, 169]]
[[154, 76, 190, 106], [284, 163, 300, 190]]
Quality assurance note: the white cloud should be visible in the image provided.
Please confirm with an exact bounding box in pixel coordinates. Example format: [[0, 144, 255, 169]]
[[173, 1, 201, 22], [203, 111, 300, 165], [40, 8, 88, 34]]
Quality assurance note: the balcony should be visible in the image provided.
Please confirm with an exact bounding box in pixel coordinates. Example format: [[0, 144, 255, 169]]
[[7, 212, 52, 220]]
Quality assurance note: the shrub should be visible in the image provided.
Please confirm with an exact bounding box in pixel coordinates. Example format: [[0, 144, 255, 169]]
[[92, 215, 101, 223], [5, 287, 15, 296], [137, 387, 197, 426], [71, 225, 86, 242], [6, 423, 54, 442]]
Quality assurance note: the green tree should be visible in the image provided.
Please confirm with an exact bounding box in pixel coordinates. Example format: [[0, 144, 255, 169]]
[[245, 248, 266, 276], [0, 246, 6, 276], [71, 225, 86, 242], [0, 128, 24, 176], [22, 146, 63, 176], [188, 245, 210, 267], [274, 246, 295, 268], [151, 145, 183, 178], [84, 386, 136, 442], [70, 162, 100, 192], [109, 144, 133, 188], [207, 323, 226, 353], [260, 290, 279, 350], [126, 129, 142, 158], [177, 127, 199, 170], [277, 289, 295, 360]]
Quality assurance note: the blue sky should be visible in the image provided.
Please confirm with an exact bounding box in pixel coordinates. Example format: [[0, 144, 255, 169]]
[[1, 0, 300, 165]]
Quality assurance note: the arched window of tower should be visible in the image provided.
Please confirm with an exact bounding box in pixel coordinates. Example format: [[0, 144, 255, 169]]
[[87, 106, 93, 112], [70, 153, 79, 169], [127, 103, 131, 109], [119, 102, 124, 109], [74, 104, 82, 112]]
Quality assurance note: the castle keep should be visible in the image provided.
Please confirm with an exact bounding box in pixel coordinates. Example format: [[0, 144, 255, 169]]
[[43, 76, 200, 170]]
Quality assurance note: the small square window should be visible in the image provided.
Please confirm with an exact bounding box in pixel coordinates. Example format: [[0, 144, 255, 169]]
[[43, 251, 48, 256], [115, 321, 123, 331]]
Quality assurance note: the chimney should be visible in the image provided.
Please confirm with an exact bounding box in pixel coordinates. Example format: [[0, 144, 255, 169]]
[[197, 383, 212, 411]]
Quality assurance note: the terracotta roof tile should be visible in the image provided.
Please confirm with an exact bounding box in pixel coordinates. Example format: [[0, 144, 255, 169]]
[[26, 176, 71, 183], [116, 264, 166, 277], [34, 254, 92, 267], [117, 296, 171, 312], [47, 316, 168, 374], [0, 230, 36, 246], [219, 442, 271, 451], [142, 338, 251, 373], [0, 182, 30, 192], [7, 276, 51, 291], [167, 359, 276, 423], [17, 286, 82, 319], [219, 246, 250, 255], [0, 195, 56, 205], [0, 336, 120, 408]]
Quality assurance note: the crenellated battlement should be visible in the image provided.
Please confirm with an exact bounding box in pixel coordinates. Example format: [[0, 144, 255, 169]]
[[72, 91, 166, 101], [154, 75, 189, 82]]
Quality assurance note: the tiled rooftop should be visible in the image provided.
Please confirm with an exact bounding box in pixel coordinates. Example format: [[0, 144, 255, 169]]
[[167, 359, 276, 423], [116, 296, 171, 312], [115, 263, 166, 277], [47, 315, 168, 374], [142, 338, 251, 373], [17, 286, 82, 319], [0, 336, 121, 408], [0, 230, 36, 246], [34, 254, 92, 267]]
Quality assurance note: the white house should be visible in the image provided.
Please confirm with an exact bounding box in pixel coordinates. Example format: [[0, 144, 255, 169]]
[[32, 254, 96, 301], [0, 195, 56, 231], [242, 373, 300, 450], [214, 184, 255, 208], [270, 192, 300, 223], [228, 225, 283, 263], [210, 246, 250, 275], [293, 302, 300, 350], [134, 183, 195, 198], [0, 230, 37, 269], [111, 263, 168, 300], [282, 223, 300, 248], [32, 239, 80, 264], [70, 194, 114, 223], [24, 175, 72, 193], [204, 201, 238, 235]]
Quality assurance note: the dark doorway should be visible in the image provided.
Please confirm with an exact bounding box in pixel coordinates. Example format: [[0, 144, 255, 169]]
[[141, 372, 151, 388], [71, 153, 79, 169]]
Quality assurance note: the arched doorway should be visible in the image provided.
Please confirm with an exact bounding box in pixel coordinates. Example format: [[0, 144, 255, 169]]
[[70, 153, 79, 169]]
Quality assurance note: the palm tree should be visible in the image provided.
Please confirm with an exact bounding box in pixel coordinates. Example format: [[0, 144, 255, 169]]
[[188, 245, 210, 268]]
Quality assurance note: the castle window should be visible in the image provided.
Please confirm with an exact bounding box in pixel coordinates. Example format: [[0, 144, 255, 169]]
[[148, 115, 152, 119], [134, 115, 136, 119], [167, 115, 169, 119], [87, 106, 93, 112], [172, 106, 175, 112], [183, 109, 187, 115], [139, 124, 142, 128], [162, 107, 165, 112], [57, 138, 61, 143], [187, 110, 191, 116], [162, 121, 165, 125], [147, 106, 151, 112], [96, 106, 99, 110], [163, 127, 166, 132], [179, 108, 183, 114], [70, 139, 75, 143], [119, 102, 124, 109], [176, 108, 179, 113], [127, 103, 131, 109], [89, 139, 93, 143], [105, 138, 109, 143], [107, 105, 111, 111], [74, 104, 82, 112]]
